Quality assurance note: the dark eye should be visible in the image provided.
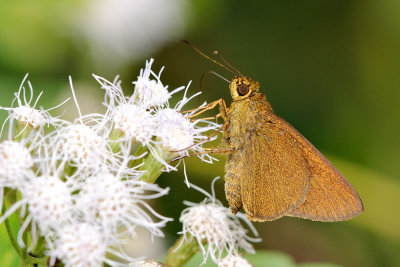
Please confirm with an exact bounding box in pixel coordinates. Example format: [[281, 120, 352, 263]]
[[237, 84, 249, 96]]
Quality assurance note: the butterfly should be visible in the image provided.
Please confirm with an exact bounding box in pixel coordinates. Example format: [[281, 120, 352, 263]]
[[183, 40, 363, 221], [221, 75, 363, 221]]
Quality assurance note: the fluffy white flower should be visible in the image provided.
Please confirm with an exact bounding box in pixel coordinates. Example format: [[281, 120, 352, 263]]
[[0, 140, 33, 188], [21, 175, 73, 232], [113, 104, 156, 144], [0, 67, 226, 267], [218, 255, 252, 267], [94, 61, 220, 178], [129, 259, 164, 267], [133, 58, 176, 108], [53, 223, 107, 267], [94, 73, 157, 146], [76, 170, 171, 237], [52, 123, 108, 174], [155, 108, 195, 152], [13, 106, 47, 128], [0, 74, 67, 135], [0, 173, 74, 249], [154, 106, 219, 179], [156, 81, 221, 164], [179, 179, 260, 264], [0, 140, 35, 220]]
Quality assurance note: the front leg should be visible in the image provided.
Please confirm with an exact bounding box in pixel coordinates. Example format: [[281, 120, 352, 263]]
[[184, 98, 228, 121]]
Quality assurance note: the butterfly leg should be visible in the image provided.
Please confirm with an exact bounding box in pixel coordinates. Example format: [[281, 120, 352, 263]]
[[170, 148, 233, 162], [224, 153, 243, 215], [184, 99, 228, 120], [201, 147, 233, 154]]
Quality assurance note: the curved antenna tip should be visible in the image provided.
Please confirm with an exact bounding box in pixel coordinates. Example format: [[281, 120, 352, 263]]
[[213, 50, 243, 77], [181, 41, 239, 76]]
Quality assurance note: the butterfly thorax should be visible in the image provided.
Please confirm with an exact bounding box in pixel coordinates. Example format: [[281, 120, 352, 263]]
[[224, 93, 273, 150]]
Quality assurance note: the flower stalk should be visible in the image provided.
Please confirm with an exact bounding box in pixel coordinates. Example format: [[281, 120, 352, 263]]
[[2, 196, 48, 267], [166, 235, 201, 267], [138, 153, 167, 184]]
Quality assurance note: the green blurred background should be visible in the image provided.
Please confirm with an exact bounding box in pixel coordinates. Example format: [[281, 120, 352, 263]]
[[1, 0, 400, 266]]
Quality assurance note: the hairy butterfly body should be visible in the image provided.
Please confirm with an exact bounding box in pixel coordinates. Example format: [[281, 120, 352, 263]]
[[222, 76, 363, 222]]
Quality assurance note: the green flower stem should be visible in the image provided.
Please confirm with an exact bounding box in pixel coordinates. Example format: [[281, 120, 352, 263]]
[[21, 253, 48, 266], [3, 210, 22, 258], [20, 217, 29, 264], [139, 153, 167, 184], [166, 235, 201, 267], [3, 205, 47, 266], [28, 257, 48, 266], [139, 150, 176, 184], [2, 190, 22, 258], [16, 190, 31, 265], [32, 235, 46, 258], [109, 128, 124, 153], [2, 192, 48, 266], [129, 144, 149, 169]]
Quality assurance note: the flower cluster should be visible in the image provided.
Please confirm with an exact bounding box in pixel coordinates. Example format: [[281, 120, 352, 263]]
[[218, 254, 253, 267], [176, 178, 261, 265], [0, 59, 221, 266]]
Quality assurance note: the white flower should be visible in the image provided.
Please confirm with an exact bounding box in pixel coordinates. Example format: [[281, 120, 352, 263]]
[[218, 255, 252, 267], [0, 140, 34, 221], [155, 108, 195, 152], [52, 123, 108, 175], [75, 170, 171, 237], [154, 81, 221, 164], [154, 106, 220, 180], [133, 58, 176, 108], [53, 222, 141, 267], [0, 74, 67, 136], [53, 223, 107, 267], [13, 106, 47, 128], [21, 175, 73, 232], [0, 67, 227, 267], [0, 173, 74, 249], [113, 104, 156, 145], [94, 73, 156, 146], [94, 61, 220, 180], [154, 100, 220, 160], [0, 140, 33, 188], [129, 259, 164, 267], [179, 179, 260, 264]]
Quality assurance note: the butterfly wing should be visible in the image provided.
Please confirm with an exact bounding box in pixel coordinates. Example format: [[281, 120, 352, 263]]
[[269, 114, 364, 221], [237, 120, 311, 221]]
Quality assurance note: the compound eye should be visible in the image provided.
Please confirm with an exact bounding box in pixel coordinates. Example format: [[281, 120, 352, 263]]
[[237, 84, 249, 96]]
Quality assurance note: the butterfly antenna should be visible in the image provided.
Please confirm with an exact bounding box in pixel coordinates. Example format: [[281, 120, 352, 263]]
[[197, 70, 230, 106], [181, 40, 237, 76], [213, 50, 244, 77]]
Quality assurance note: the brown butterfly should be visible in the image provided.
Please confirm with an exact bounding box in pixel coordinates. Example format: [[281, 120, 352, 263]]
[[222, 76, 363, 222], [184, 41, 364, 222]]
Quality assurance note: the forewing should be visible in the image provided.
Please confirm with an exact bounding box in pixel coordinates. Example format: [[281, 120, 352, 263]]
[[239, 122, 310, 221], [270, 115, 364, 221]]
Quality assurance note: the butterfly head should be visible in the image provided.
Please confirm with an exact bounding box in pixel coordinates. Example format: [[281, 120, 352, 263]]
[[229, 76, 260, 101]]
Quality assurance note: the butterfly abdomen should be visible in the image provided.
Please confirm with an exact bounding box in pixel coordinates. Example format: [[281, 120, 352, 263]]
[[224, 152, 243, 215]]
